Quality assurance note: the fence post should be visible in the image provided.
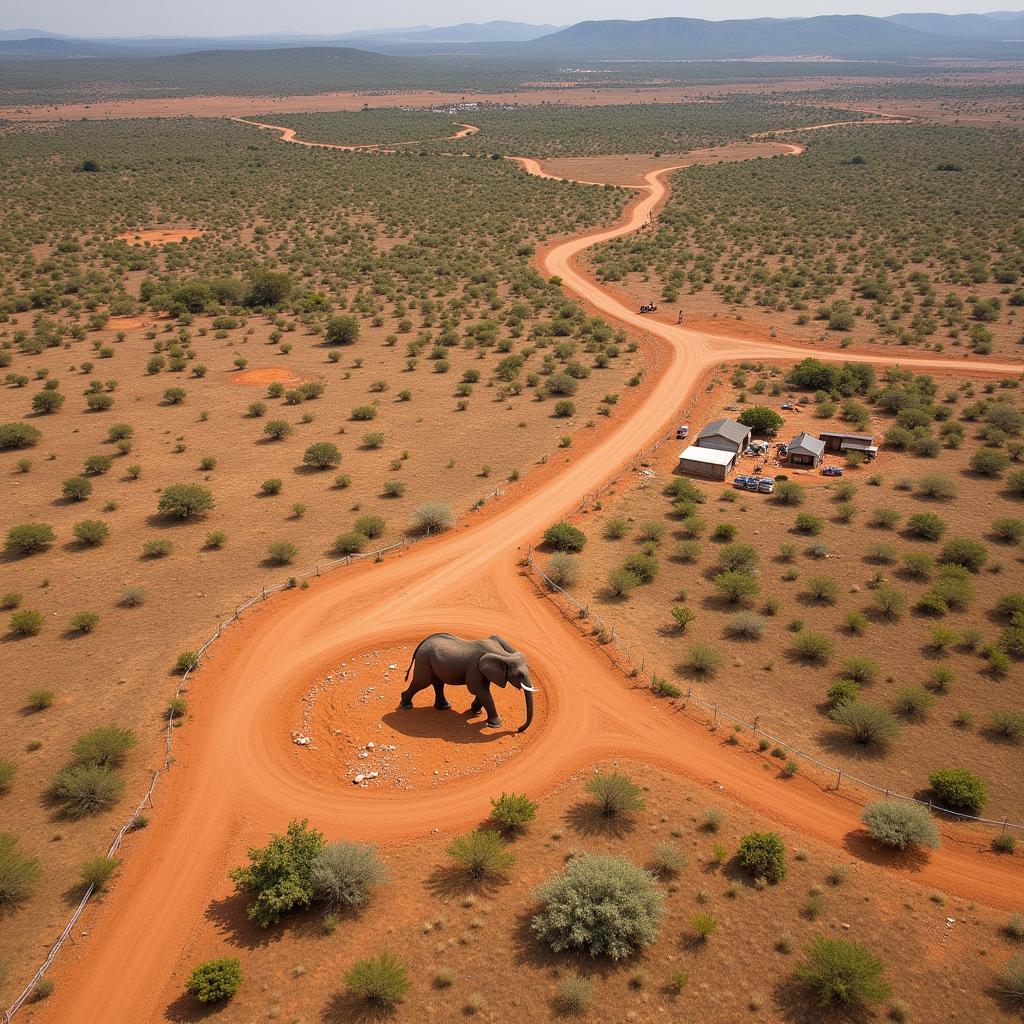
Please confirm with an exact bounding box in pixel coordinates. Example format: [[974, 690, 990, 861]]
[[316, 564, 320, 577], [836, 769, 842, 790]]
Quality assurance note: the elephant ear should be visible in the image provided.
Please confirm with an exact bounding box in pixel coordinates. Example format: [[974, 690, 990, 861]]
[[479, 653, 509, 688]]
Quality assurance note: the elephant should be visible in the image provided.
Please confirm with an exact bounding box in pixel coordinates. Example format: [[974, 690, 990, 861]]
[[400, 633, 536, 733]]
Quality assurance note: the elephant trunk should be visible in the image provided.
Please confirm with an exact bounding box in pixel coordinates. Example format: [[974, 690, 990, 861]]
[[517, 685, 535, 733]]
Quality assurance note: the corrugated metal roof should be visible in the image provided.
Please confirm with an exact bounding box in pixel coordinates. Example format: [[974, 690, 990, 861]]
[[698, 418, 751, 444], [678, 445, 735, 466]]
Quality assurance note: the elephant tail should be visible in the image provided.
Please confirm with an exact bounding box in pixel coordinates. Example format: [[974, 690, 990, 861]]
[[404, 635, 431, 681]]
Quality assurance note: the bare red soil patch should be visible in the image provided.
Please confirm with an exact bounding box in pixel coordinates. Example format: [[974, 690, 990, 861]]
[[116, 227, 204, 246], [228, 365, 307, 387]]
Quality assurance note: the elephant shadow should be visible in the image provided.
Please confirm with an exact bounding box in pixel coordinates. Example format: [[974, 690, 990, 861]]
[[380, 706, 514, 744]]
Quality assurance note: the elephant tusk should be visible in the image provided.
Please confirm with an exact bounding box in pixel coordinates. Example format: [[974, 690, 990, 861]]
[[520, 684, 537, 692]]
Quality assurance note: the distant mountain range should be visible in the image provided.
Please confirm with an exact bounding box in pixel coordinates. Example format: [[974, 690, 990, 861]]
[[521, 13, 1024, 60], [1, 12, 1022, 63]]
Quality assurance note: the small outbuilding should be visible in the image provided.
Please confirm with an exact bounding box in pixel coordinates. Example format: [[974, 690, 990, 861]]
[[819, 430, 875, 454], [787, 431, 825, 468], [696, 418, 752, 455], [678, 444, 736, 480]]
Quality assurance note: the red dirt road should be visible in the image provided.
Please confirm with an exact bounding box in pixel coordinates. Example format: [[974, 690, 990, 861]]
[[230, 115, 478, 150], [34, 132, 1023, 1024]]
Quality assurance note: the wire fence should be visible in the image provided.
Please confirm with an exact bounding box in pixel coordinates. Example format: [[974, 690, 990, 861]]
[[522, 552, 1023, 839], [2, 486, 511, 1022]]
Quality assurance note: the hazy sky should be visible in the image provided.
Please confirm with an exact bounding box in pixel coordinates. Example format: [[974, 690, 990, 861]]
[[3, 0, 1012, 37]]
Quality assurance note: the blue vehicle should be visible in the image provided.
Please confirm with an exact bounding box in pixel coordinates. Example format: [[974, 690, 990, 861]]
[[733, 475, 749, 488], [758, 478, 775, 494], [822, 465, 844, 477], [745, 476, 761, 491]]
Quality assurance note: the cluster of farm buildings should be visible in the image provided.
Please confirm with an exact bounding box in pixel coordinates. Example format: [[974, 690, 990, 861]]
[[678, 418, 877, 481]]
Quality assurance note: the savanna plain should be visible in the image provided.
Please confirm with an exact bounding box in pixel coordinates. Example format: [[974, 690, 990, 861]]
[[1, 54, 1023, 1024]]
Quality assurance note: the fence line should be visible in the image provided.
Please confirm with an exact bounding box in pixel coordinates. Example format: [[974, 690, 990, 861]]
[[2, 484, 512, 1022], [522, 554, 1023, 836]]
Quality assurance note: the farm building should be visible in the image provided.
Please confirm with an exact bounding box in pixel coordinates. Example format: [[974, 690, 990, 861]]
[[787, 431, 825, 468], [819, 430, 876, 454], [696, 418, 752, 455], [678, 444, 736, 480]]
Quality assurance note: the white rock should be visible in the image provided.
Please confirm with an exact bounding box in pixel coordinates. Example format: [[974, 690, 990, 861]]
[[353, 774, 365, 784], [366, 742, 375, 750], [388, 664, 398, 670], [293, 735, 311, 746]]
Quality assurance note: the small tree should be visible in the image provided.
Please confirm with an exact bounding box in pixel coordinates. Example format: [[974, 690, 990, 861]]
[[157, 483, 214, 519], [62, 476, 93, 501], [264, 419, 292, 441], [73, 520, 109, 546], [345, 953, 410, 1007], [332, 531, 367, 555], [543, 522, 587, 552], [446, 830, 514, 879], [861, 800, 940, 851], [796, 938, 890, 1009], [229, 819, 325, 927], [532, 854, 664, 960], [738, 406, 784, 436], [939, 537, 988, 573], [585, 771, 644, 817], [186, 958, 243, 1004], [714, 571, 759, 604], [0, 422, 42, 449], [928, 768, 987, 815], [489, 792, 538, 835], [737, 832, 787, 884]]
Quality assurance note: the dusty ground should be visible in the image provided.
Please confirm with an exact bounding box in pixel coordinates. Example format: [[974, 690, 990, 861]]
[[115, 228, 206, 246], [59, 763, 1024, 1024], [531, 141, 802, 187], [564, 373, 1024, 819]]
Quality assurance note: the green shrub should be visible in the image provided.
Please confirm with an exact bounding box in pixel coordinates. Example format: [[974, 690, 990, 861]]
[[993, 517, 1024, 544], [73, 519, 108, 546], [229, 819, 325, 927], [302, 441, 341, 469], [26, 688, 54, 711], [795, 512, 825, 535], [0, 422, 42, 449], [585, 771, 644, 817], [446, 829, 514, 879], [157, 483, 214, 519], [186, 957, 243, 1004], [791, 630, 834, 663], [928, 768, 987, 815], [714, 570, 759, 604], [259, 477, 283, 496], [894, 686, 935, 719], [351, 405, 377, 421], [5, 523, 56, 556], [737, 832, 787, 884], [773, 481, 805, 506], [806, 575, 839, 603], [717, 542, 757, 573], [411, 502, 454, 535], [916, 474, 958, 500], [997, 954, 1024, 1006], [267, 540, 298, 565], [711, 521, 737, 541], [489, 792, 538, 835], [50, 764, 124, 818], [325, 314, 360, 344], [906, 512, 947, 540], [311, 841, 387, 908], [73, 725, 136, 768], [691, 911, 718, 941], [554, 974, 594, 1015], [0, 832, 41, 909], [830, 701, 900, 746], [263, 419, 292, 440], [332, 531, 367, 556], [532, 854, 664, 960], [842, 656, 878, 684], [971, 448, 1010, 477], [939, 537, 988, 573], [69, 610, 100, 633], [861, 800, 940, 850], [345, 953, 410, 1007], [826, 679, 861, 709], [10, 608, 44, 636], [545, 552, 580, 589], [725, 611, 766, 639], [990, 710, 1024, 743], [543, 522, 587, 552], [795, 937, 891, 1008], [623, 553, 658, 583], [604, 517, 629, 539], [80, 855, 119, 890], [686, 643, 722, 676], [353, 513, 385, 539], [62, 475, 93, 501]]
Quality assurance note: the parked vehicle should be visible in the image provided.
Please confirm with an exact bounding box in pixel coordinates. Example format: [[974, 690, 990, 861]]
[[733, 475, 749, 488], [676, 424, 689, 439], [758, 478, 775, 494], [745, 477, 761, 491], [822, 465, 844, 477], [777, 444, 788, 456], [781, 402, 794, 411]]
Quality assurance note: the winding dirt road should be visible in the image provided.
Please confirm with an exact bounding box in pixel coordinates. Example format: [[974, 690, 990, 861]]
[[35, 126, 1023, 1024], [230, 115, 479, 150]]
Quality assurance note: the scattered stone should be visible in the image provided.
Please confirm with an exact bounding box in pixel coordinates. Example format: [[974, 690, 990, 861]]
[[353, 774, 364, 785], [292, 734, 311, 746]]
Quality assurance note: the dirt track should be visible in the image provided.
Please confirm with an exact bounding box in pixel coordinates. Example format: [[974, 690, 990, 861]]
[[229, 115, 478, 150], [35, 127, 1024, 1024]]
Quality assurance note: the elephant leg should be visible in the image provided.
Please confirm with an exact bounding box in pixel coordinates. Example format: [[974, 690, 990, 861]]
[[480, 689, 502, 729], [399, 661, 433, 709], [468, 695, 483, 716], [432, 682, 451, 711]]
